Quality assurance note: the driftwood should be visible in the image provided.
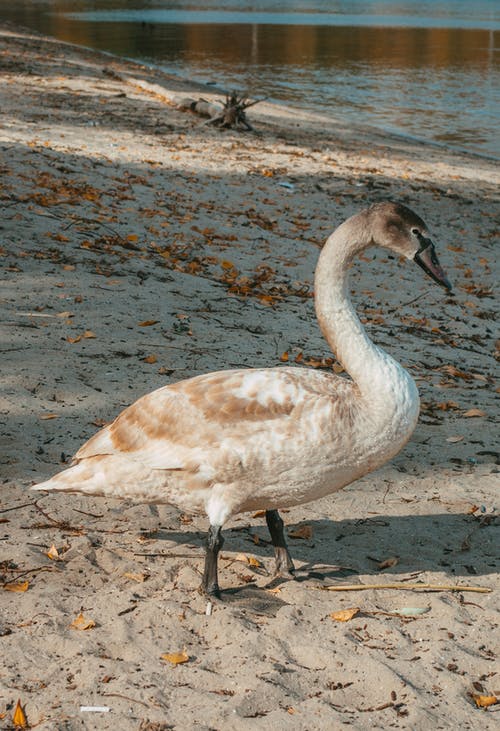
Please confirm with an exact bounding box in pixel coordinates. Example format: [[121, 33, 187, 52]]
[[176, 91, 264, 131]]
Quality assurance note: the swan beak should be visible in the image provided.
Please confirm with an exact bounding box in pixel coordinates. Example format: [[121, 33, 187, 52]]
[[414, 239, 452, 291]]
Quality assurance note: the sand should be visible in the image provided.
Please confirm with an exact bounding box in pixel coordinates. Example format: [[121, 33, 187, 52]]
[[0, 23, 498, 731]]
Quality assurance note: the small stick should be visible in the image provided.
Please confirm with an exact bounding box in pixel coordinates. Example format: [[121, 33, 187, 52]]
[[319, 583, 491, 594]]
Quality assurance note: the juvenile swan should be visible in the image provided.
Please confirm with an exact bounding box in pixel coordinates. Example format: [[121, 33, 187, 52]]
[[33, 202, 452, 596]]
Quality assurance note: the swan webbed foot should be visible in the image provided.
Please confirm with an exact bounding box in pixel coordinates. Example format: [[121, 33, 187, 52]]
[[201, 523, 224, 598], [265, 509, 296, 578]]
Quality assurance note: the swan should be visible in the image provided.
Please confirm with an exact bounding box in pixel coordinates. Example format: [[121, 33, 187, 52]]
[[33, 202, 452, 597]]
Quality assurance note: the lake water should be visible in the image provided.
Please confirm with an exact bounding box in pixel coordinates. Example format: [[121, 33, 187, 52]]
[[1, 1, 499, 158]]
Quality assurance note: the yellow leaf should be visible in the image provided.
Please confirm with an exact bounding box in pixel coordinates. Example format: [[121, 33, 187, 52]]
[[221, 260, 235, 270], [252, 510, 266, 518], [288, 524, 313, 540], [462, 408, 486, 418], [69, 612, 95, 630], [66, 335, 82, 344], [235, 553, 262, 567], [83, 330, 96, 339], [126, 234, 138, 242], [40, 413, 59, 420], [46, 544, 59, 560], [161, 650, 189, 665], [280, 351, 289, 362], [3, 580, 29, 593], [143, 354, 157, 364], [471, 694, 498, 708], [12, 699, 27, 728], [330, 607, 360, 622], [123, 572, 148, 583], [138, 320, 159, 327]]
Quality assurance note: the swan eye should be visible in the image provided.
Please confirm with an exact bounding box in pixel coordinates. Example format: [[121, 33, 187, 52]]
[[411, 227, 420, 236]]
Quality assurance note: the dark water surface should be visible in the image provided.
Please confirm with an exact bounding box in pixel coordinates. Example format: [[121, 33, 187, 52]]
[[1, 1, 498, 157]]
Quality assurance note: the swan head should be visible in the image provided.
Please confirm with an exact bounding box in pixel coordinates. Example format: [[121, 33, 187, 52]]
[[369, 201, 452, 291]]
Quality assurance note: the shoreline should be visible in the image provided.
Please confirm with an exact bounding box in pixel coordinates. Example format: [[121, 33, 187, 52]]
[[1, 23, 498, 731], [2, 18, 499, 164]]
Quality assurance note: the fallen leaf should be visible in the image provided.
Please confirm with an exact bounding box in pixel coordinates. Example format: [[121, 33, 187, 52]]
[[12, 699, 27, 729], [92, 418, 108, 427], [70, 612, 96, 630], [446, 436, 464, 443], [280, 351, 289, 362], [471, 693, 498, 708], [40, 413, 59, 420], [123, 572, 148, 583], [248, 556, 262, 568], [288, 524, 313, 540], [161, 650, 189, 665], [66, 335, 82, 344], [143, 354, 158, 364], [3, 580, 29, 593], [126, 234, 138, 243], [462, 408, 486, 418], [378, 557, 399, 570], [138, 320, 159, 327], [330, 607, 360, 622], [252, 510, 266, 518], [83, 330, 96, 339], [46, 544, 59, 560], [235, 553, 262, 568]]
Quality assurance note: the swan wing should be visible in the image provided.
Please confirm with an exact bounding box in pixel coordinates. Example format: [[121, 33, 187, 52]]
[[74, 367, 345, 474]]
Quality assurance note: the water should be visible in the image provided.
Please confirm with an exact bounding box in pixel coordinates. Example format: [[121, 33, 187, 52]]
[[1, 1, 498, 158]]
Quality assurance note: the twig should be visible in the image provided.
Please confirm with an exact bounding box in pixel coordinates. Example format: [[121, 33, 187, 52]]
[[0, 502, 33, 514], [101, 692, 150, 708], [319, 583, 491, 594]]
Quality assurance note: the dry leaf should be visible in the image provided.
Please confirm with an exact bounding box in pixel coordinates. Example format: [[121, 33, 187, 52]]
[[462, 408, 486, 418], [280, 351, 289, 362], [252, 510, 266, 518], [330, 607, 360, 622], [12, 699, 27, 729], [143, 354, 158, 364], [446, 435, 464, 443], [235, 553, 262, 567], [3, 580, 29, 593], [40, 413, 59, 420], [46, 544, 59, 560], [138, 320, 159, 327], [161, 650, 189, 665], [471, 693, 498, 708], [69, 612, 96, 630], [288, 524, 313, 540], [378, 557, 399, 570], [247, 556, 262, 568], [126, 234, 138, 242], [83, 330, 96, 339], [67, 335, 82, 344], [123, 572, 148, 583]]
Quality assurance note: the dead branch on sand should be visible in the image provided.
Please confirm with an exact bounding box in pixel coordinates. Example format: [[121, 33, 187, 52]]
[[177, 91, 265, 131]]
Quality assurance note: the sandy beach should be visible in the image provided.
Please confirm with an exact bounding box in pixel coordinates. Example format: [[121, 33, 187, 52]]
[[1, 23, 499, 730]]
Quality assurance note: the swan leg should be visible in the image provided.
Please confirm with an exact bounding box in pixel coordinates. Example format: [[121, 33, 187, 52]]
[[201, 524, 224, 598], [265, 509, 295, 578]]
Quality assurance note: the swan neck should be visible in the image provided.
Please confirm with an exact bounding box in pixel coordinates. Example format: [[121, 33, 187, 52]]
[[314, 219, 389, 393]]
